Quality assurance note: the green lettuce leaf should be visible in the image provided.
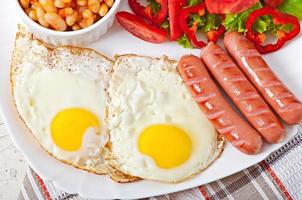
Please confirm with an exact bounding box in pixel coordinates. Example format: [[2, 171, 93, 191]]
[[223, 2, 263, 32], [147, 0, 161, 14], [252, 15, 277, 34], [279, 0, 302, 20], [188, 0, 202, 7], [188, 13, 222, 32], [160, 20, 170, 30], [202, 14, 222, 32], [189, 13, 206, 29], [177, 35, 194, 48]]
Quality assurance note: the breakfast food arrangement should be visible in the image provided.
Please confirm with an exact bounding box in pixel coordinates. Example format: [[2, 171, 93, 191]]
[[0, 0, 302, 198]]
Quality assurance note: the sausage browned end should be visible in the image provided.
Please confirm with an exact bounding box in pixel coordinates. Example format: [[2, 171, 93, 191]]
[[178, 55, 263, 154], [201, 42, 285, 143], [224, 32, 302, 125]]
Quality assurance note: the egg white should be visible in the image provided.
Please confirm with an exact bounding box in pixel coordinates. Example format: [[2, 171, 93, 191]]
[[11, 32, 113, 174], [108, 55, 222, 183]]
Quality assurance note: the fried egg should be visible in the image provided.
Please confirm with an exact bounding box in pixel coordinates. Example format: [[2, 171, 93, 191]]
[[11, 28, 113, 174], [108, 55, 224, 183]]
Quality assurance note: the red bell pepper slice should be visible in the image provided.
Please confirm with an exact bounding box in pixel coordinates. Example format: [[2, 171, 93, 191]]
[[128, 0, 168, 25], [179, 3, 207, 48], [168, 0, 187, 40], [246, 7, 301, 54]]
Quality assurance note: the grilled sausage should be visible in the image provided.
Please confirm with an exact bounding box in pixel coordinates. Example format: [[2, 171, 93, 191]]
[[178, 55, 263, 154], [224, 32, 302, 125], [201, 42, 285, 143]]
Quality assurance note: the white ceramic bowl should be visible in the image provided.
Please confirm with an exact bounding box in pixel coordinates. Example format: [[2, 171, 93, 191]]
[[15, 0, 121, 46]]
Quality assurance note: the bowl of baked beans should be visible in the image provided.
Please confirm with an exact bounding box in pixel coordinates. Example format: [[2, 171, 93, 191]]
[[16, 0, 121, 46]]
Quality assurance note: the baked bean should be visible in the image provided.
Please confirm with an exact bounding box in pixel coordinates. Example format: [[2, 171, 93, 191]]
[[76, 0, 87, 6], [58, 7, 74, 17], [29, 10, 38, 21], [20, 0, 30, 8], [44, 12, 67, 31], [88, 0, 100, 13], [66, 11, 78, 26], [99, 3, 108, 17], [72, 24, 81, 30], [32, 1, 42, 9], [82, 9, 93, 18], [54, 0, 65, 8], [39, 0, 57, 12], [36, 7, 50, 27], [104, 0, 113, 7], [79, 16, 94, 28]]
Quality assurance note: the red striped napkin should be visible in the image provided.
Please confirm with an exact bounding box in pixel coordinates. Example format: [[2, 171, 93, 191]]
[[19, 125, 302, 200]]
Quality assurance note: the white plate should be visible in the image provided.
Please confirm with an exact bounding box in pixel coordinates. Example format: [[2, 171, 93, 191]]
[[1, 1, 302, 199]]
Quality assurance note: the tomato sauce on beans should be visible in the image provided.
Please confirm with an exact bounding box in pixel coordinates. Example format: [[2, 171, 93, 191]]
[[19, 0, 115, 31]]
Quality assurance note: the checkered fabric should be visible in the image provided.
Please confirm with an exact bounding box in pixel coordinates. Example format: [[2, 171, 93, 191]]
[[19, 125, 302, 200]]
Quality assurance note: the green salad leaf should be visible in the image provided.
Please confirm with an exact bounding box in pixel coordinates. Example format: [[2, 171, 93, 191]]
[[252, 15, 278, 34], [188, 13, 221, 31], [279, 0, 302, 20], [223, 2, 263, 32], [160, 20, 170, 30], [189, 14, 206, 29], [147, 0, 161, 14], [188, 0, 202, 7], [177, 35, 194, 48], [202, 14, 222, 32]]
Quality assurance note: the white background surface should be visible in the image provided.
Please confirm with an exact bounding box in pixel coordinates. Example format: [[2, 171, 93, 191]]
[[0, 1, 302, 199], [0, 116, 26, 200], [0, 1, 27, 200]]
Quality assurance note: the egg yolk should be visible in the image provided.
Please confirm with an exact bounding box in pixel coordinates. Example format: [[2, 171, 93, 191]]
[[51, 108, 100, 151], [138, 125, 192, 169]]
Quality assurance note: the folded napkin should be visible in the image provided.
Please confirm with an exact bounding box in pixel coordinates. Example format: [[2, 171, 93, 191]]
[[19, 125, 302, 200]]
